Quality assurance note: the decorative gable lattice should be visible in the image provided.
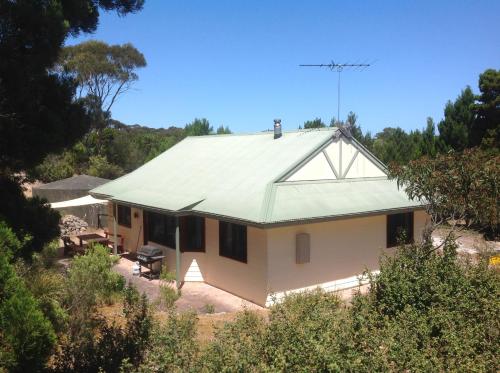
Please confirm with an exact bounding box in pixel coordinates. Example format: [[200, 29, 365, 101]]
[[286, 136, 386, 182]]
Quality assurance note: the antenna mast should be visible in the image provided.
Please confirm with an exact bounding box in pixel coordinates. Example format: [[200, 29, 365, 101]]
[[300, 61, 370, 124]]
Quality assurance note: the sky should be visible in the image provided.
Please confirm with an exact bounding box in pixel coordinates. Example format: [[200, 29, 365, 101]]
[[69, 0, 500, 135]]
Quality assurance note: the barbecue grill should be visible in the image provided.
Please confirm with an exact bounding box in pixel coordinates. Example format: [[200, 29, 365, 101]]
[[137, 245, 165, 280], [137, 245, 163, 262]]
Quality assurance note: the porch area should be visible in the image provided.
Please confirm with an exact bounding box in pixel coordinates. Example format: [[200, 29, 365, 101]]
[[112, 256, 264, 313]]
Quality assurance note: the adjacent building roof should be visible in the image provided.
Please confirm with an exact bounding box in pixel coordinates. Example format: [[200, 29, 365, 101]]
[[90, 128, 422, 226], [34, 174, 110, 191]]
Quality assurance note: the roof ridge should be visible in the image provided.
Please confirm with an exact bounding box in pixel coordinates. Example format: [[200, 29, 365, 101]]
[[184, 127, 338, 139]]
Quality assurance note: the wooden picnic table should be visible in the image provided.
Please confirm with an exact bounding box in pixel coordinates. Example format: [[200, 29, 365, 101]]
[[75, 233, 108, 247]]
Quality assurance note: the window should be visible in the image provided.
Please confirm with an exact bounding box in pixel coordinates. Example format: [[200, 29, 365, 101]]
[[146, 211, 177, 248], [387, 212, 414, 248], [219, 221, 247, 262], [181, 216, 205, 252], [117, 204, 131, 227]]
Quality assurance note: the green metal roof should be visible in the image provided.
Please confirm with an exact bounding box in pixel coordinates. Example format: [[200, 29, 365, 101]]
[[90, 128, 423, 225], [267, 178, 422, 223]]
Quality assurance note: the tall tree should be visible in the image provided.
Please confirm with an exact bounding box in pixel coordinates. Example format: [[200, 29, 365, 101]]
[[419, 117, 437, 157], [472, 68, 500, 148], [59, 40, 147, 130], [216, 125, 232, 134], [437, 87, 475, 152], [303, 118, 326, 129], [185, 118, 212, 136], [0, 0, 144, 255]]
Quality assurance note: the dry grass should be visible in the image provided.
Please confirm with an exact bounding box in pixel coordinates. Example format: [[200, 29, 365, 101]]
[[98, 301, 269, 344]]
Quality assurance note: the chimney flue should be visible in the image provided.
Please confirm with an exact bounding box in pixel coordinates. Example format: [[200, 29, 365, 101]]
[[273, 119, 282, 139]]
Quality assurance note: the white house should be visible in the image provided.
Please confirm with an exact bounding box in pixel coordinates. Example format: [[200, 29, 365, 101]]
[[91, 123, 427, 306]]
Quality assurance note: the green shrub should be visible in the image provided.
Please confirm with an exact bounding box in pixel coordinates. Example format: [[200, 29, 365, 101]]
[[201, 310, 266, 372], [0, 223, 56, 372], [159, 265, 179, 309], [203, 303, 215, 314], [198, 238, 499, 372], [32, 152, 75, 183], [138, 310, 199, 373], [52, 284, 152, 373], [87, 155, 124, 179], [64, 244, 124, 336], [346, 238, 500, 372], [0, 177, 60, 260], [20, 261, 67, 334], [263, 290, 348, 372]]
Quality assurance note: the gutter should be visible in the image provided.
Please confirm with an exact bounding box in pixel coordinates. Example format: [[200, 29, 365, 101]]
[[91, 194, 425, 229]]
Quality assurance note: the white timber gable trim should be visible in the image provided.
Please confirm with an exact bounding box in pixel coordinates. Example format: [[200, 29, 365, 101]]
[[284, 135, 386, 182]]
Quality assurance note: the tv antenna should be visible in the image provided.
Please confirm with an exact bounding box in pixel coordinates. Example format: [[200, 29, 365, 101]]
[[299, 61, 371, 124]]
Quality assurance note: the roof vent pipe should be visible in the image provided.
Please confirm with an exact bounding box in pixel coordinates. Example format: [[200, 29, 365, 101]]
[[274, 119, 282, 139]]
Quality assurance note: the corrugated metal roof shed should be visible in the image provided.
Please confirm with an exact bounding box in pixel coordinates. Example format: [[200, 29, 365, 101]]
[[90, 128, 423, 225]]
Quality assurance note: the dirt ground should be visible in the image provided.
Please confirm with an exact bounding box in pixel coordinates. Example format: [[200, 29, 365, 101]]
[[432, 226, 500, 255]]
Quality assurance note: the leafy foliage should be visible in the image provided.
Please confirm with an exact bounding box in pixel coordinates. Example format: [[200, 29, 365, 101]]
[[194, 238, 500, 372], [472, 68, 500, 148], [347, 69, 498, 165], [0, 176, 60, 260], [437, 87, 475, 152], [59, 40, 147, 130], [32, 119, 231, 182], [0, 0, 143, 174], [185, 118, 213, 136], [303, 117, 326, 129], [200, 310, 266, 372], [0, 222, 56, 373], [0, 0, 144, 265], [216, 125, 232, 134], [346, 239, 500, 372], [52, 284, 152, 373], [138, 310, 199, 373], [390, 148, 499, 238], [159, 265, 180, 309]]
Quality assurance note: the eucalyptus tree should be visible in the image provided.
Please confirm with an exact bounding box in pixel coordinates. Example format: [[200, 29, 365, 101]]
[[59, 40, 147, 130], [0, 0, 144, 256]]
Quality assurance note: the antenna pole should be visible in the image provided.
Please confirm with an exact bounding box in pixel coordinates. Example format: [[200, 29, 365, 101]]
[[337, 67, 341, 123], [299, 61, 371, 124]]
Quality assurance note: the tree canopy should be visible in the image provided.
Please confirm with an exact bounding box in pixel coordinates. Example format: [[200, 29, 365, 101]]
[[184, 118, 213, 136], [0, 0, 144, 174], [303, 117, 326, 129], [59, 40, 146, 130], [0, 0, 144, 257]]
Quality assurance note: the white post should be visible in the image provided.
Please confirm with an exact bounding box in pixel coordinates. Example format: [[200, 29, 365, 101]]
[[175, 219, 180, 289], [113, 203, 118, 255]]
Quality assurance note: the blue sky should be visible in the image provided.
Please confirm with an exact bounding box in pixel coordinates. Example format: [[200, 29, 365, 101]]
[[70, 1, 500, 134]]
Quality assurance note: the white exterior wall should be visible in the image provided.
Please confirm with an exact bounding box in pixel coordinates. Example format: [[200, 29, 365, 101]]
[[265, 210, 429, 304]]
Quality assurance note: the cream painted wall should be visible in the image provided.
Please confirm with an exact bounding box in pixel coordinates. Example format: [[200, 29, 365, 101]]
[[107, 203, 144, 253], [266, 211, 428, 295], [145, 217, 269, 305], [108, 205, 429, 307]]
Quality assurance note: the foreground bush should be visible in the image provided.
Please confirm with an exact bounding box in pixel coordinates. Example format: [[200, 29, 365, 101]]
[[196, 238, 499, 372], [138, 310, 199, 372], [0, 222, 56, 372], [52, 285, 151, 373], [347, 238, 500, 372]]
